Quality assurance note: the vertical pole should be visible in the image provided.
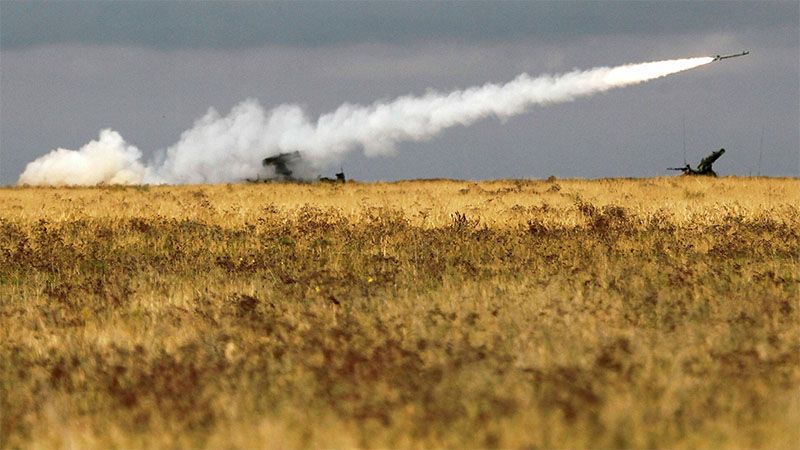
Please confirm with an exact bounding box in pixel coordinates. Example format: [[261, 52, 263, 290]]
[[757, 125, 765, 177], [682, 115, 687, 166]]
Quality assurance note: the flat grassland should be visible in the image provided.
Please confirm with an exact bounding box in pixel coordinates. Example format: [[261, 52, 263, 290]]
[[1, 177, 799, 448]]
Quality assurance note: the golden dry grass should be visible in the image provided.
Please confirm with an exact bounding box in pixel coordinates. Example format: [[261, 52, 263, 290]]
[[1, 177, 799, 448]]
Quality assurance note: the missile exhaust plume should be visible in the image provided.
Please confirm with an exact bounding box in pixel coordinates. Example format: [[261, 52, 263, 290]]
[[18, 56, 713, 186]]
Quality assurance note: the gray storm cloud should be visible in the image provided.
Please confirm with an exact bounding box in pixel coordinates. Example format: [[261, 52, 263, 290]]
[[18, 56, 713, 186]]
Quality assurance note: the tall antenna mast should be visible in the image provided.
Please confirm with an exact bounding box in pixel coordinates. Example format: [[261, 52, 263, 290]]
[[682, 115, 687, 165], [757, 125, 765, 176]]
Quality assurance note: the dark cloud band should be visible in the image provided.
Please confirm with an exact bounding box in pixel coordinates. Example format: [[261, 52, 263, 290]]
[[2, 1, 796, 50]]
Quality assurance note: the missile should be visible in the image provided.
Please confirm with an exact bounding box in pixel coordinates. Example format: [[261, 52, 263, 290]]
[[712, 51, 749, 62]]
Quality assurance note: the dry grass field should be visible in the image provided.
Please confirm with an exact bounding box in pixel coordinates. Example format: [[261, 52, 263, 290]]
[[1, 177, 799, 448]]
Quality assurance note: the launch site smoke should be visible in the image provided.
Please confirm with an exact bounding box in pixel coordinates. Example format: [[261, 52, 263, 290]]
[[18, 55, 732, 186]]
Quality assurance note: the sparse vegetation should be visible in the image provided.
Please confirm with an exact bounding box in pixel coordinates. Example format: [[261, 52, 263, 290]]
[[1, 177, 798, 448]]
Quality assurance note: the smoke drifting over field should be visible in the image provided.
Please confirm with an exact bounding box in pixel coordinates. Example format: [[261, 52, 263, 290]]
[[18, 57, 713, 185]]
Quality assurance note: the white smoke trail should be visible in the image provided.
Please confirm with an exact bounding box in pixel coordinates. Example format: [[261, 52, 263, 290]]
[[18, 56, 713, 185]]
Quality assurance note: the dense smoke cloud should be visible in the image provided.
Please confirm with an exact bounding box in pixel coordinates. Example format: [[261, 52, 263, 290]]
[[17, 129, 146, 186], [18, 57, 713, 186]]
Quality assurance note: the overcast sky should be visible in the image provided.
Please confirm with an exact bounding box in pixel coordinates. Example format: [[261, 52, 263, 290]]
[[1, 1, 798, 184]]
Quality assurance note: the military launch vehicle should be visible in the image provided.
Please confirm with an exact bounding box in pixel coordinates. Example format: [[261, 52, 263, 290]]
[[261, 151, 301, 180], [252, 151, 345, 183], [669, 148, 726, 177]]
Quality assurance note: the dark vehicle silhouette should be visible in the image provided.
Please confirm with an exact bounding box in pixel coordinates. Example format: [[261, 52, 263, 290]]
[[261, 151, 301, 179], [669, 148, 726, 177]]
